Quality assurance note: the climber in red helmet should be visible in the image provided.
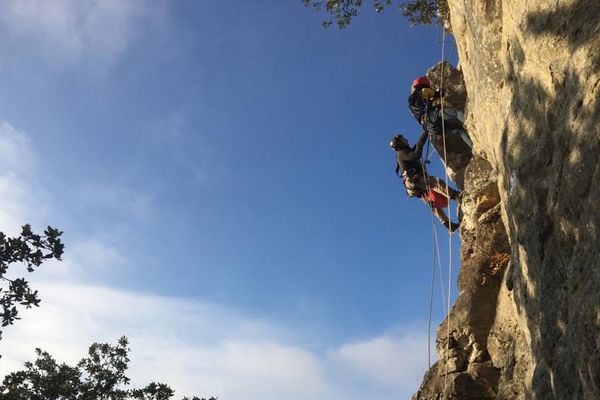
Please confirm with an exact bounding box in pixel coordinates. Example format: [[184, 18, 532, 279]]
[[407, 75, 471, 148], [390, 132, 461, 232], [408, 76, 441, 125]]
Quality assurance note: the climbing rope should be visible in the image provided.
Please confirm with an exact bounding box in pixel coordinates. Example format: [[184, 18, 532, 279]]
[[420, 111, 455, 371], [427, 212, 448, 368], [420, 33, 454, 371], [427, 211, 436, 368], [423, 140, 450, 368], [423, 17, 462, 380], [439, 27, 456, 391]]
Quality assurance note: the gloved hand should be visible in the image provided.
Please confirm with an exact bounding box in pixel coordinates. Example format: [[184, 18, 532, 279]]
[[420, 87, 435, 100]]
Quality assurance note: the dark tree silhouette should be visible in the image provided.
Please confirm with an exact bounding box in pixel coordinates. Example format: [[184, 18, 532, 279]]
[[0, 337, 216, 400], [0, 224, 64, 344], [302, 0, 449, 28]]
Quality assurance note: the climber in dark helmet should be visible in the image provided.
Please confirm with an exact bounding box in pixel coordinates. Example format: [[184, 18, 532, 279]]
[[390, 132, 461, 232]]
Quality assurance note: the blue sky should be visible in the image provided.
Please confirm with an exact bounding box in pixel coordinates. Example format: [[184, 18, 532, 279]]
[[0, 1, 461, 399]]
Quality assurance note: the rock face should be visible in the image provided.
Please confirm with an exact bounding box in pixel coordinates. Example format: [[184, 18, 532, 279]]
[[414, 0, 600, 398]]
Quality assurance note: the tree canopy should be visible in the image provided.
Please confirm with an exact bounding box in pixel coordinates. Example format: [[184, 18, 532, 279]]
[[302, 0, 449, 28], [0, 336, 215, 400], [0, 225, 213, 398], [0, 225, 64, 344]]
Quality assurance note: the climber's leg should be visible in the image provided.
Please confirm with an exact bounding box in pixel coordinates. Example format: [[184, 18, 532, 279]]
[[431, 206, 460, 232], [425, 176, 460, 200]]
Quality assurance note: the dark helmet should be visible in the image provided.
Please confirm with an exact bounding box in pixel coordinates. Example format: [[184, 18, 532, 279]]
[[412, 76, 431, 90], [390, 134, 408, 150]]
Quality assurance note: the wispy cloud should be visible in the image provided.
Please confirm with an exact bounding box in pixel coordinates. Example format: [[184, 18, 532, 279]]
[[0, 119, 156, 288], [0, 121, 36, 175], [0, 121, 43, 234], [75, 182, 155, 221], [36, 239, 128, 281], [0, 0, 167, 70], [145, 111, 211, 184], [0, 282, 331, 398], [330, 329, 429, 392], [0, 281, 428, 400]]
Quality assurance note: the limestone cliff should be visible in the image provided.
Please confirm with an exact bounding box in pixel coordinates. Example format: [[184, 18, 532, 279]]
[[413, 0, 600, 398]]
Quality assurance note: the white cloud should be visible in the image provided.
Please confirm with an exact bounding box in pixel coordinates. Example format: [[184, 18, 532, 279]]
[[132, 340, 330, 400], [75, 182, 155, 221], [0, 119, 153, 281], [146, 111, 211, 185], [0, 0, 167, 69], [0, 121, 43, 234], [0, 281, 429, 400], [331, 330, 430, 392], [0, 121, 35, 175], [36, 239, 128, 281], [0, 283, 331, 399]]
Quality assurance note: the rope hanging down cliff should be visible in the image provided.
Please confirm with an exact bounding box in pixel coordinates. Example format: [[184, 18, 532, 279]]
[[439, 28, 455, 391], [422, 27, 463, 375]]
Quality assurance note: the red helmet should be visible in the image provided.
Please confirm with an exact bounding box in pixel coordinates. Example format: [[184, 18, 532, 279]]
[[412, 76, 430, 89]]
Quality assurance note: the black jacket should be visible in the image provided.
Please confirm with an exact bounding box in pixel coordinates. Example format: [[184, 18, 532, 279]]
[[407, 87, 442, 125], [395, 131, 428, 177]]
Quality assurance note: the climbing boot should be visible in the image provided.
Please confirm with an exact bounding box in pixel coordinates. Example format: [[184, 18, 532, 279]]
[[451, 190, 462, 201], [450, 222, 460, 232], [445, 221, 460, 233]]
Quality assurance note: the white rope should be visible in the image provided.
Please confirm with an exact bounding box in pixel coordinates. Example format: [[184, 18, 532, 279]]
[[427, 215, 448, 368], [439, 27, 455, 390], [426, 20, 445, 372], [422, 130, 453, 369], [433, 221, 447, 313], [425, 19, 458, 381], [427, 212, 436, 368]]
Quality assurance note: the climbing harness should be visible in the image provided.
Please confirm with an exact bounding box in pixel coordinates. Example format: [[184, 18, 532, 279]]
[[399, 168, 425, 198], [393, 137, 432, 199]]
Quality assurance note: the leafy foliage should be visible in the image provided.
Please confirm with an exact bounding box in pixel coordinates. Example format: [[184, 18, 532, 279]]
[[0, 337, 216, 400], [0, 225, 64, 341], [302, 0, 449, 28]]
